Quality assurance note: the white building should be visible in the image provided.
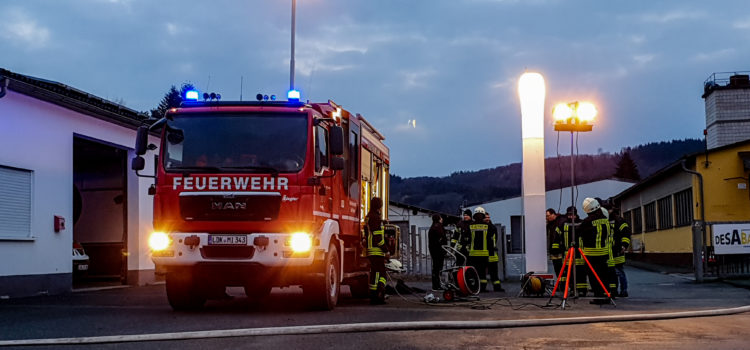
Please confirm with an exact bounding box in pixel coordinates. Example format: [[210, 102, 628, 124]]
[[469, 179, 635, 275], [0, 69, 159, 298]]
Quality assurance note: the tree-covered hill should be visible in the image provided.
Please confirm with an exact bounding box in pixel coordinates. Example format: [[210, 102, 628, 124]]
[[390, 139, 704, 214]]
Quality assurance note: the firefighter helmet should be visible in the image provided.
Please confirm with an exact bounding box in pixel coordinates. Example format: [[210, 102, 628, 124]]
[[582, 197, 600, 214], [474, 207, 486, 214], [385, 259, 404, 273]]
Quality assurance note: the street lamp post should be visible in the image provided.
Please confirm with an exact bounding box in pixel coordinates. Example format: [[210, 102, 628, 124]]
[[289, 0, 296, 93], [552, 101, 597, 299]]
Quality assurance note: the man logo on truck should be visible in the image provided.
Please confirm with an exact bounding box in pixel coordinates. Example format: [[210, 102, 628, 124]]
[[211, 202, 247, 210]]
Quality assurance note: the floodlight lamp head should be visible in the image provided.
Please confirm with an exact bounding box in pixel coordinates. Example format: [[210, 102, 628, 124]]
[[553, 103, 573, 122], [577, 102, 597, 122], [552, 101, 596, 132]]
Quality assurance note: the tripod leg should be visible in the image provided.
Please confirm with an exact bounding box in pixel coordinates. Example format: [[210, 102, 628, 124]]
[[562, 248, 574, 300], [547, 248, 570, 304], [578, 248, 612, 299], [561, 249, 575, 309]]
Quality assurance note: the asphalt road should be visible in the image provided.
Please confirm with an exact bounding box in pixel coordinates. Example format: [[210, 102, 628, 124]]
[[1, 267, 749, 349]]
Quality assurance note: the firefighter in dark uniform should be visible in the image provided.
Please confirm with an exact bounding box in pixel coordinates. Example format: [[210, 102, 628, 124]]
[[364, 197, 387, 305], [464, 207, 490, 292], [546, 208, 567, 281], [553, 206, 580, 294], [579, 197, 614, 298], [599, 198, 617, 294], [484, 212, 504, 292], [451, 209, 472, 266], [603, 200, 631, 297]]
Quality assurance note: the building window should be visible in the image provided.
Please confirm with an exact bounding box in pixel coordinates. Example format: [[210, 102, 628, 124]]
[[0, 165, 33, 239], [644, 202, 657, 232], [657, 195, 673, 230], [623, 210, 632, 229], [632, 208, 643, 234], [674, 188, 693, 227]]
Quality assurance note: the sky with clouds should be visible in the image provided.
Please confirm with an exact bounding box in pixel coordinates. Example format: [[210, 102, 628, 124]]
[[2, 0, 749, 177]]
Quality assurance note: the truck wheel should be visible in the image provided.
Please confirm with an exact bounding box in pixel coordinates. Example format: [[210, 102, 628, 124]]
[[304, 244, 340, 310], [166, 269, 206, 311], [348, 274, 370, 298]]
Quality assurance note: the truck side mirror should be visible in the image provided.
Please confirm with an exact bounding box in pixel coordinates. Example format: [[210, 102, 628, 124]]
[[134, 126, 149, 155], [330, 126, 344, 156], [330, 156, 344, 171], [131, 156, 145, 171]]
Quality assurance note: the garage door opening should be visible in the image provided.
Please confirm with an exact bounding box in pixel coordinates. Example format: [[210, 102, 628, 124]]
[[73, 136, 127, 288]]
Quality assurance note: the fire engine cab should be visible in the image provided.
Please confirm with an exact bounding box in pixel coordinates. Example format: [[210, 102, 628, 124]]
[[132, 91, 390, 310]]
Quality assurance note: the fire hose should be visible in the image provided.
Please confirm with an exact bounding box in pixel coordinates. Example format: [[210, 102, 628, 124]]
[[1, 305, 749, 346]]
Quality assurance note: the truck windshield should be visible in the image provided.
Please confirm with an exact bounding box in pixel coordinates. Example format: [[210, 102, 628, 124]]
[[163, 112, 308, 173]]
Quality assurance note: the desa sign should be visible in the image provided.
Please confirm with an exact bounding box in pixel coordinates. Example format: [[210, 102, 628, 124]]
[[712, 224, 750, 255]]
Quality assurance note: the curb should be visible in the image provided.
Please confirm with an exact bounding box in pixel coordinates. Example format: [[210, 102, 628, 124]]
[[722, 279, 750, 290]]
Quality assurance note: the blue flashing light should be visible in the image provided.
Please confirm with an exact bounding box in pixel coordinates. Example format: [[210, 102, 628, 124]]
[[185, 90, 200, 101], [287, 89, 300, 101]]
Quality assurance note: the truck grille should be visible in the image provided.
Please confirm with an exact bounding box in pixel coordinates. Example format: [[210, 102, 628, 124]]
[[179, 192, 281, 221]]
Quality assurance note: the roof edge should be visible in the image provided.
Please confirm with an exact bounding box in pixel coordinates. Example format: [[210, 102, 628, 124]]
[[0, 68, 149, 129]]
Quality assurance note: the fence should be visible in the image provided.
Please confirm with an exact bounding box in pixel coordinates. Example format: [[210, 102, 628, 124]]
[[705, 246, 750, 278], [398, 225, 431, 277], [397, 224, 507, 280]]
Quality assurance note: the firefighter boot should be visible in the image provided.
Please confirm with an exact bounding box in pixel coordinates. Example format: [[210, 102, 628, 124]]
[[370, 286, 386, 305]]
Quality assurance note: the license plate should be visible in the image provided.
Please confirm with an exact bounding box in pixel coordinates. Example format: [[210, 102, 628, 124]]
[[208, 235, 247, 245], [77, 264, 88, 271]]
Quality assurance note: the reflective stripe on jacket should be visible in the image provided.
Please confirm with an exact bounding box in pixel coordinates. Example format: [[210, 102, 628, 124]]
[[582, 217, 611, 257], [468, 223, 489, 257], [610, 216, 631, 265], [366, 226, 385, 257], [489, 222, 499, 262]]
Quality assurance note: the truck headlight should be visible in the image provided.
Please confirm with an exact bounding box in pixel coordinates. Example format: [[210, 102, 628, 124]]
[[289, 232, 312, 253], [149, 232, 171, 251]]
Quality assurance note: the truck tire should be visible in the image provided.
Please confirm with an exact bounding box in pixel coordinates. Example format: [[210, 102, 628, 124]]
[[348, 274, 370, 298], [166, 269, 206, 311], [304, 244, 340, 310]]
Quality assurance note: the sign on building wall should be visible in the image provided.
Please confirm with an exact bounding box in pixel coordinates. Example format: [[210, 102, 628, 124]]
[[712, 223, 750, 255]]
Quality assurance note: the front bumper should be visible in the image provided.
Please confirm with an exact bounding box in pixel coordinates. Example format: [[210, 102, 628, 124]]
[[151, 232, 323, 268]]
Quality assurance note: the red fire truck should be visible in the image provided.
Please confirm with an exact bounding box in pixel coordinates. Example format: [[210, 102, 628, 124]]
[[132, 93, 390, 310]]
